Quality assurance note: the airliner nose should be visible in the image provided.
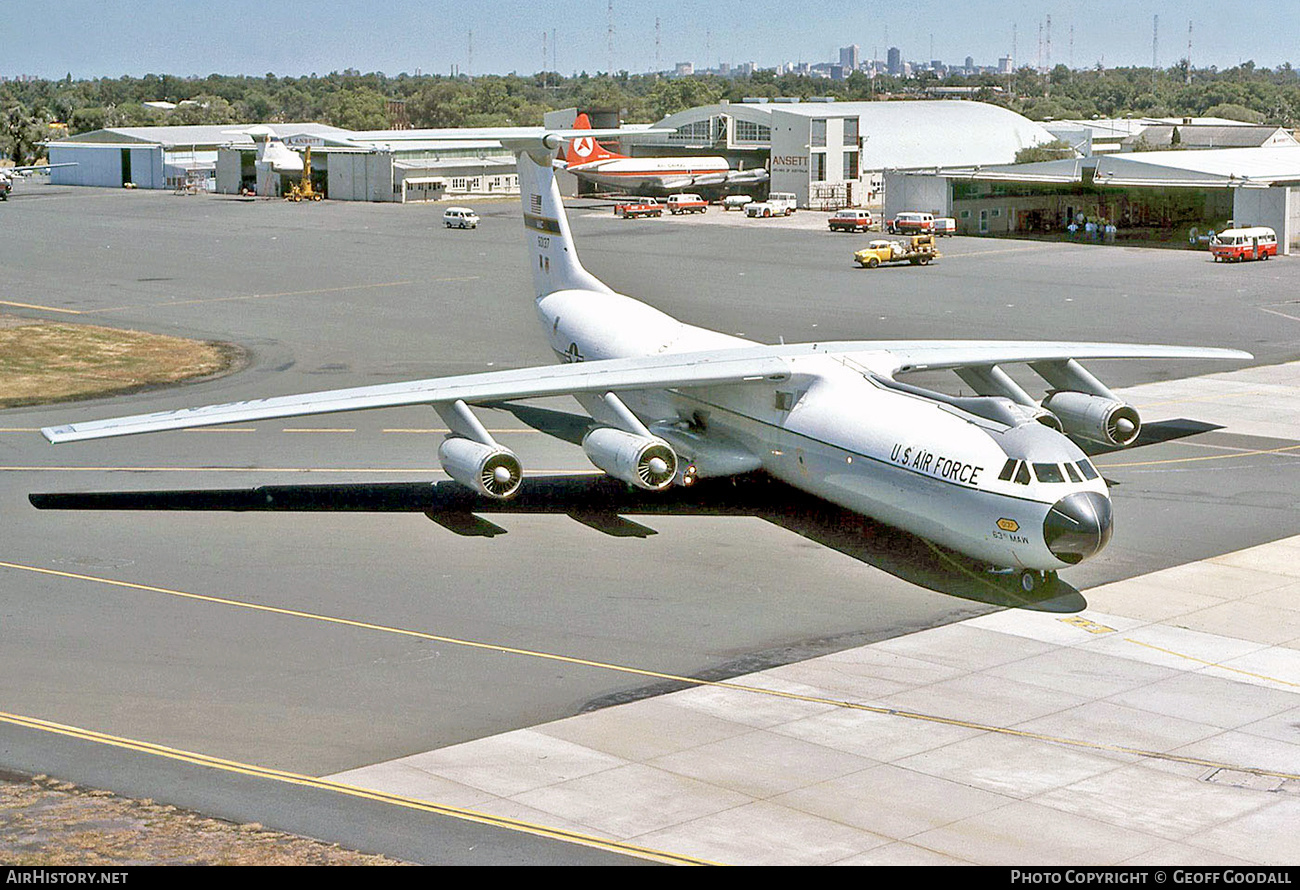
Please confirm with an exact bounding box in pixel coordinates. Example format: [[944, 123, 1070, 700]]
[[1043, 491, 1113, 564]]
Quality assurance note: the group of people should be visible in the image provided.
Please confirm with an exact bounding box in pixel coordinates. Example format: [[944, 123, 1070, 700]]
[[1066, 215, 1118, 242]]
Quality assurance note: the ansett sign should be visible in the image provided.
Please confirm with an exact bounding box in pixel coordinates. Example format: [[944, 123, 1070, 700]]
[[771, 154, 807, 173]]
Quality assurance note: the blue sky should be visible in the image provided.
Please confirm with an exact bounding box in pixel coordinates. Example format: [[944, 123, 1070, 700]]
[[8, 1, 1297, 79]]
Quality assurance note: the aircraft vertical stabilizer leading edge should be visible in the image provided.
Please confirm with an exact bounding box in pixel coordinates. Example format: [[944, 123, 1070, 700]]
[[516, 142, 613, 299], [37, 126, 1252, 593]]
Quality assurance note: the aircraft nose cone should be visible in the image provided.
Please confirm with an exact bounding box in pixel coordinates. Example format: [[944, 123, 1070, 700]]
[[1043, 491, 1113, 564]]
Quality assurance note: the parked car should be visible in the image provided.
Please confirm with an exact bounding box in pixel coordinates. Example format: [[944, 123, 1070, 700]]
[[667, 193, 708, 214], [614, 197, 663, 219], [828, 209, 875, 232], [933, 217, 957, 237], [443, 207, 479, 229], [722, 195, 753, 211], [887, 212, 935, 234], [1210, 226, 1277, 262]]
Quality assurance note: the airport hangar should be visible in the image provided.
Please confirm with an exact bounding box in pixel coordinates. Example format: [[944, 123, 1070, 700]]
[[883, 145, 1300, 253], [618, 99, 1060, 208], [49, 100, 1060, 208], [47, 123, 523, 202]]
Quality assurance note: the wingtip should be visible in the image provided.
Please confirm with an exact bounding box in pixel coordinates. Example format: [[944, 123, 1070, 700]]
[[41, 425, 85, 444]]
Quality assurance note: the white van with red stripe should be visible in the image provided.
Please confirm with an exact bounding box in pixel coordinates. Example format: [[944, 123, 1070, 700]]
[[1210, 227, 1277, 262]]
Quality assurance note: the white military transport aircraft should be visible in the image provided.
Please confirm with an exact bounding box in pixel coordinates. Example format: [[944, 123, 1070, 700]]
[[41, 130, 1250, 591]]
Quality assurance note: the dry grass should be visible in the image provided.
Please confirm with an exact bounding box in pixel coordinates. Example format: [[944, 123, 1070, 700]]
[[0, 772, 407, 866], [0, 316, 239, 408]]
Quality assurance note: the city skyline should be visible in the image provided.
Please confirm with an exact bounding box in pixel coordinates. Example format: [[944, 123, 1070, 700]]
[[5, 0, 1298, 81]]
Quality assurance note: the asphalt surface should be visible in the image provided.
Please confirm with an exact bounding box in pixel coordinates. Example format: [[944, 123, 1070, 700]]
[[2, 181, 1299, 863]]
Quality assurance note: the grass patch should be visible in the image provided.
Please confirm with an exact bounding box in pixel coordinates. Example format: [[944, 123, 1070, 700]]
[[0, 316, 240, 408]]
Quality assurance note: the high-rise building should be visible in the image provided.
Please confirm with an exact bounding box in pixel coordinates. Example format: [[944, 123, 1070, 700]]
[[839, 44, 860, 71], [965, 55, 975, 71], [887, 46, 901, 75]]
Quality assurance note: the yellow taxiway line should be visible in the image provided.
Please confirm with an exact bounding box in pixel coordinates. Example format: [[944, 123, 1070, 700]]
[[0, 708, 713, 866], [2, 558, 1297, 783]]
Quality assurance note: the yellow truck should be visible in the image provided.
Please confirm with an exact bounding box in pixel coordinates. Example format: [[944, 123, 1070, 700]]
[[853, 234, 940, 268]]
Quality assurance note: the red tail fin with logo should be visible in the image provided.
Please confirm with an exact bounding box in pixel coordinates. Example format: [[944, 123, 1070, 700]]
[[564, 113, 627, 165]]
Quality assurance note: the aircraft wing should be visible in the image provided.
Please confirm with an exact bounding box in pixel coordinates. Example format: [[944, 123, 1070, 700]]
[[3, 162, 76, 176], [845, 341, 1253, 376], [42, 349, 791, 444]]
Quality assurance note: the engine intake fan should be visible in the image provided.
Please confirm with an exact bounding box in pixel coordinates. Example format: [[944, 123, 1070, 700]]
[[1040, 392, 1141, 447], [582, 427, 677, 491], [438, 437, 523, 499]]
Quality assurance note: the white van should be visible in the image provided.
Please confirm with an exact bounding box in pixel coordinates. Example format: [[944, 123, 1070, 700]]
[[888, 212, 934, 234], [1210, 226, 1277, 262], [443, 207, 479, 229]]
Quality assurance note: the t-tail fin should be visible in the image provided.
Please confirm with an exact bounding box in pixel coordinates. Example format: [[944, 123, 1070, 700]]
[[563, 113, 627, 166], [515, 145, 614, 299]]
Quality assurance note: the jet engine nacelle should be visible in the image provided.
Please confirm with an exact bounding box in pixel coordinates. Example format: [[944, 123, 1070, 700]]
[[692, 173, 728, 187], [437, 437, 523, 499], [725, 169, 770, 184], [582, 427, 677, 491], [1040, 391, 1141, 447]]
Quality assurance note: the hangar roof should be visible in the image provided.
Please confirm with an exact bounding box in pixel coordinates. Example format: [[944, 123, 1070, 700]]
[[934, 145, 1300, 188], [51, 123, 658, 155], [1119, 126, 1297, 150], [648, 100, 1058, 169], [54, 123, 353, 150], [1094, 146, 1300, 187]]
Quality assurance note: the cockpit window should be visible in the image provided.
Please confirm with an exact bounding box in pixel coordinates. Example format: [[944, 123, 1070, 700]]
[[1065, 462, 1082, 483], [1076, 459, 1099, 480], [1014, 462, 1031, 485], [1033, 463, 1065, 483], [998, 459, 1017, 481]]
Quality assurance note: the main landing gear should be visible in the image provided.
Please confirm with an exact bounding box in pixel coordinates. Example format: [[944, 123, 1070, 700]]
[[985, 567, 1060, 592], [1018, 569, 1058, 593]]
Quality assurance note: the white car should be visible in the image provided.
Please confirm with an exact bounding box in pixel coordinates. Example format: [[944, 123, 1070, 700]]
[[443, 207, 479, 229]]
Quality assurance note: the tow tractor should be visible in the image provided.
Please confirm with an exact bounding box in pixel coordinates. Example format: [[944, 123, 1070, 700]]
[[853, 234, 940, 268]]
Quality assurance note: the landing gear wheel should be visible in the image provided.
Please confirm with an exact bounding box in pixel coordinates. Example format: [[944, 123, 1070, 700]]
[[1020, 570, 1039, 593]]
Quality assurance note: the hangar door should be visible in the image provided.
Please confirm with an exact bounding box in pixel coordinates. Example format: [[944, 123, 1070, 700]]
[[1234, 186, 1293, 256]]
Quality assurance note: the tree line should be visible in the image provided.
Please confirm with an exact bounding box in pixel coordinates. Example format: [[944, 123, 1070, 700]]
[[2, 61, 1297, 165]]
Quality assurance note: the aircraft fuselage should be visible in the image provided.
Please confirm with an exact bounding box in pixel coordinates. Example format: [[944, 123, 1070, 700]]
[[564, 156, 731, 192], [537, 287, 1109, 572]]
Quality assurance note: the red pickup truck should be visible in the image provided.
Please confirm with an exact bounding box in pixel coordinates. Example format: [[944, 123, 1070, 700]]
[[614, 197, 663, 219]]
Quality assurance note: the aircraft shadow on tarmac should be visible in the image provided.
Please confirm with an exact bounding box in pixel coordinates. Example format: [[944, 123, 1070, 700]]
[[29, 475, 1083, 611], [1080, 418, 1222, 457], [29, 403, 1094, 614]]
